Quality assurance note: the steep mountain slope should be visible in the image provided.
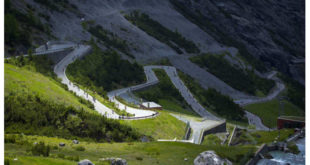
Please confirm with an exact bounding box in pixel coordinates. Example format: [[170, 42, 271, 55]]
[[170, 0, 305, 83], [7, 0, 304, 99], [13, 0, 230, 62]]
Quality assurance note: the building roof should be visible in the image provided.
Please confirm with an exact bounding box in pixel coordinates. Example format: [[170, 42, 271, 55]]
[[141, 102, 162, 108]]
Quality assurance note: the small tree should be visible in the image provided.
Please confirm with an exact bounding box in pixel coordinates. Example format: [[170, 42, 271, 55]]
[[31, 142, 50, 157]]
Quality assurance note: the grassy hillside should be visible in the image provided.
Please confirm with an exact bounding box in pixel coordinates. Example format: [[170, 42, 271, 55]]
[[5, 134, 256, 165], [5, 64, 93, 113], [5, 91, 141, 142], [245, 99, 304, 128], [5, 156, 74, 165], [120, 111, 186, 140], [5, 63, 143, 142], [5, 63, 189, 141], [230, 129, 294, 146]]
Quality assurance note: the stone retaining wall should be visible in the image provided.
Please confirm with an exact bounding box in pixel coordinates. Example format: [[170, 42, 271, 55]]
[[46, 49, 74, 64], [199, 122, 226, 144], [184, 122, 191, 140], [246, 144, 269, 165]]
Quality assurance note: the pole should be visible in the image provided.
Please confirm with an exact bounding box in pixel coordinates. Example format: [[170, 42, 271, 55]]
[[278, 96, 281, 138]]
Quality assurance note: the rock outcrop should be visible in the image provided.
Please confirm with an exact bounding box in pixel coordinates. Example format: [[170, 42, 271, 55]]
[[99, 157, 128, 165], [78, 159, 94, 165], [194, 151, 232, 165]]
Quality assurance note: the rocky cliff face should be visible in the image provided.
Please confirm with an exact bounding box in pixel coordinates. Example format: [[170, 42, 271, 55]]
[[170, 0, 305, 84]]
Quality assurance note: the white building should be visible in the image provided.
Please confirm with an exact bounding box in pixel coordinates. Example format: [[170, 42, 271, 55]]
[[140, 102, 162, 110]]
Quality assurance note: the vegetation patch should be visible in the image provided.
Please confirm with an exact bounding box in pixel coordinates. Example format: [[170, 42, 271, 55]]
[[5, 63, 142, 142], [6, 54, 56, 79], [66, 42, 145, 97], [120, 111, 186, 140], [287, 142, 300, 154], [31, 142, 51, 157], [178, 71, 247, 122], [82, 21, 134, 58], [134, 69, 196, 116], [201, 134, 222, 146], [4, 156, 75, 165], [190, 53, 275, 95], [5, 0, 51, 52], [278, 73, 305, 110], [125, 10, 200, 54], [5, 63, 93, 113], [245, 99, 304, 128], [231, 129, 294, 146], [5, 134, 256, 165], [5, 92, 141, 142]]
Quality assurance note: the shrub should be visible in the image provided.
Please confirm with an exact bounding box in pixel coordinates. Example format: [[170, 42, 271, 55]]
[[4, 158, 10, 165], [66, 155, 79, 162], [53, 145, 59, 150], [31, 142, 50, 157], [136, 156, 143, 161], [57, 153, 65, 159], [75, 146, 85, 151], [287, 142, 300, 154], [5, 135, 16, 143]]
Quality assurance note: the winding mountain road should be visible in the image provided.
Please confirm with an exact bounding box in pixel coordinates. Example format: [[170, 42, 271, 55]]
[[54, 45, 120, 119], [14, 41, 283, 129], [53, 44, 159, 120], [108, 65, 222, 121], [234, 71, 285, 106]]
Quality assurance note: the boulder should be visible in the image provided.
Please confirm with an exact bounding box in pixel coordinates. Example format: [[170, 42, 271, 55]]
[[99, 157, 127, 165], [111, 158, 127, 165], [73, 140, 79, 144], [78, 159, 94, 165], [194, 151, 232, 165], [140, 136, 150, 142], [59, 142, 65, 147]]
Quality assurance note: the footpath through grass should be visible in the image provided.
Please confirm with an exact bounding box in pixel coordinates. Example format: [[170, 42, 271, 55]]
[[5, 134, 257, 165], [245, 99, 304, 128]]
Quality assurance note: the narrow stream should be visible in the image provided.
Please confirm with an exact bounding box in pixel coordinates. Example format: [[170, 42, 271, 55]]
[[257, 138, 305, 165]]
